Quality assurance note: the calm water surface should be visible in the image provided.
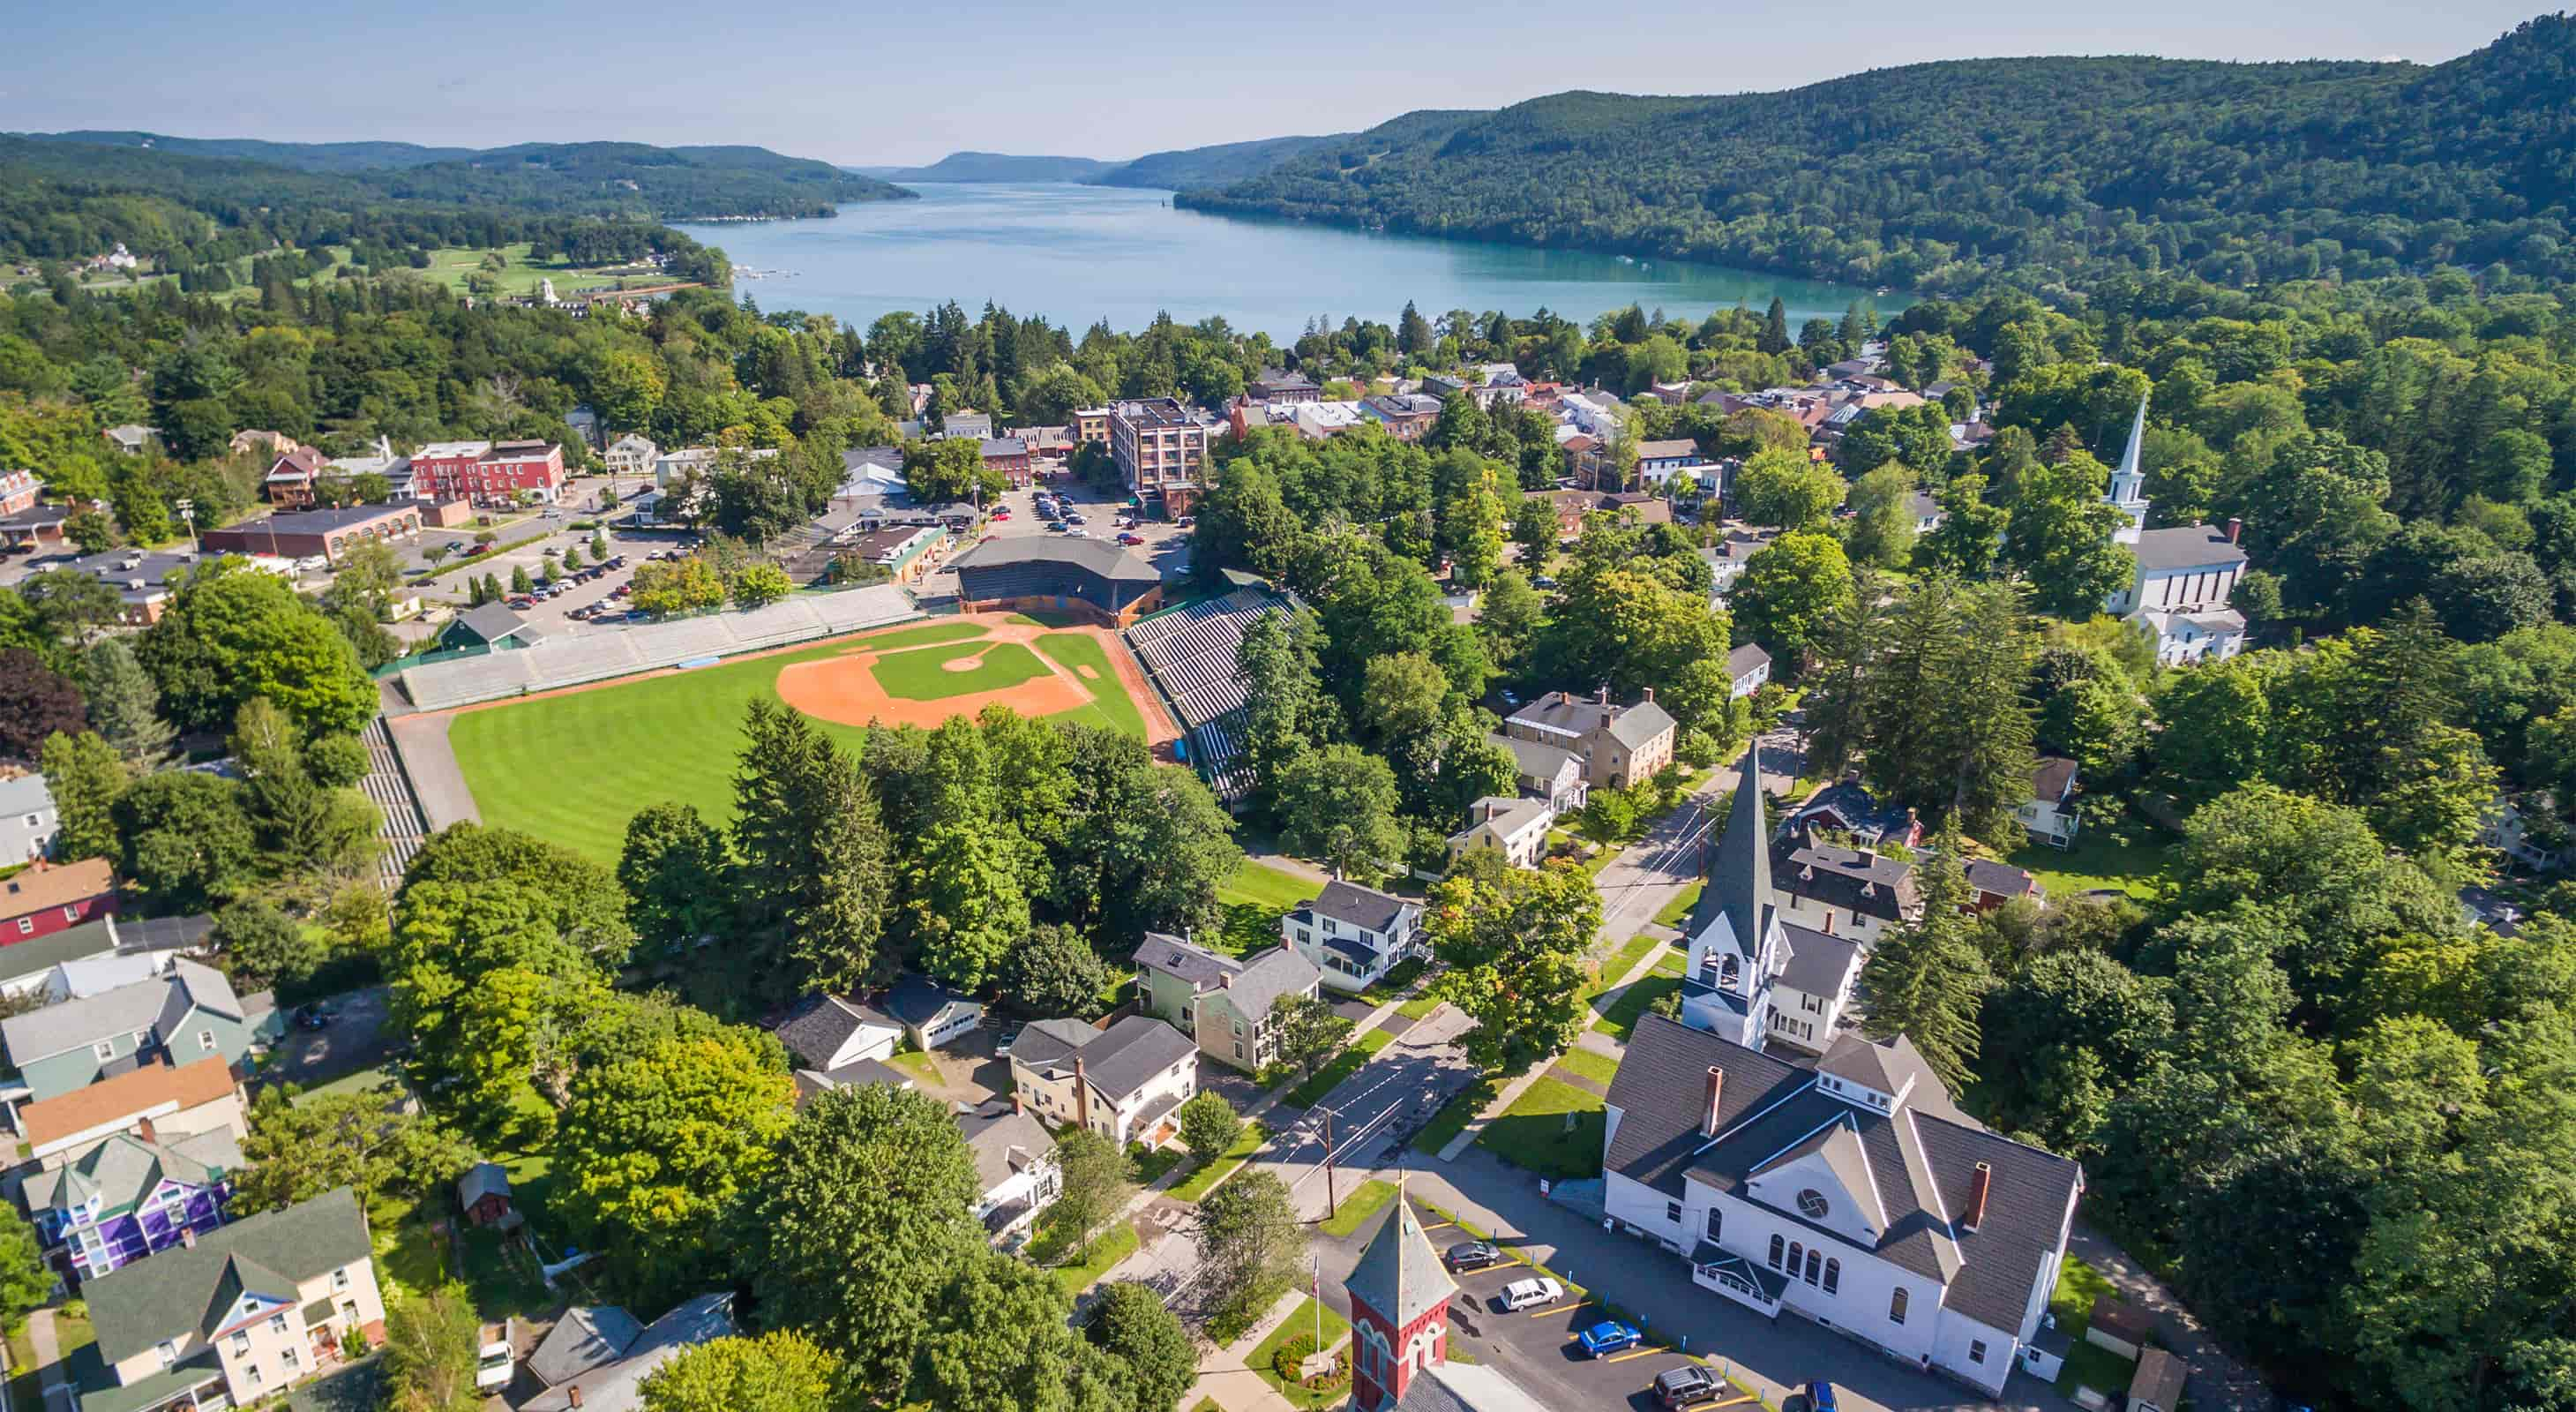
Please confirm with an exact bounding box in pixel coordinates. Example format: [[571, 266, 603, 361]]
[[675, 182, 1900, 342]]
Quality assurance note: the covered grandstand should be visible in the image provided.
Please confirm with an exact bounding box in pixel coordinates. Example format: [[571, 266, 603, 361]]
[[1123, 583, 1298, 806], [397, 584, 918, 711], [950, 538, 1163, 624]]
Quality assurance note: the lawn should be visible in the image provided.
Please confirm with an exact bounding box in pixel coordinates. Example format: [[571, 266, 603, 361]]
[[1475, 1077, 1606, 1181], [2048, 1254, 2139, 1397], [1048, 1219, 1142, 1296], [1128, 1142, 1187, 1185], [1170, 1121, 1269, 1202], [1030, 632, 1148, 738], [1591, 974, 1683, 1040], [1246, 1297, 1353, 1410], [887, 1050, 942, 1082], [1219, 859, 1322, 913], [2010, 825, 2175, 903], [1587, 934, 1662, 997], [870, 640, 1051, 701], [1282, 1026, 1394, 1108], [1653, 881, 1703, 928], [292, 1063, 401, 1106], [4, 1307, 90, 1412], [1319, 1178, 1398, 1238], [1357, 956, 1428, 1007], [851, 621, 991, 651], [1413, 1072, 1500, 1154], [1554, 1047, 1621, 1088], [415, 242, 671, 299]]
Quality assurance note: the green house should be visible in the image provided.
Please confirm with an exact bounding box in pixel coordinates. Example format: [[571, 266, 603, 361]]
[[0, 959, 278, 1103], [1133, 932, 1322, 1072]]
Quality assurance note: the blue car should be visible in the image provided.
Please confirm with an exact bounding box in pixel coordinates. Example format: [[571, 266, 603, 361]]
[[1806, 1381, 1839, 1412], [1576, 1320, 1642, 1358]]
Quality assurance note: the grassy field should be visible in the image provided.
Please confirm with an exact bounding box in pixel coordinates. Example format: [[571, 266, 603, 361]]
[[1247, 1297, 1353, 1410], [446, 620, 1152, 863], [871, 640, 1051, 700], [1030, 632, 1148, 737], [1282, 1026, 1394, 1108], [1476, 1077, 1607, 1181], [1219, 859, 1323, 912], [1049, 1219, 1142, 1296], [1170, 1121, 1269, 1202], [415, 242, 669, 298], [1592, 973, 1683, 1041], [1320, 1179, 1399, 1238], [1555, 1047, 1621, 1087]]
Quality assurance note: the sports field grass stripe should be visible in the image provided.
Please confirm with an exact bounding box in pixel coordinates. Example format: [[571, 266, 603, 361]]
[[870, 640, 1052, 700], [1030, 633, 1147, 739], [849, 620, 991, 651]]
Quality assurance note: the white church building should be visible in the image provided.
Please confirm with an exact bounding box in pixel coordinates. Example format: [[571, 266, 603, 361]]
[[1678, 746, 1863, 1055], [2100, 395, 2251, 665]]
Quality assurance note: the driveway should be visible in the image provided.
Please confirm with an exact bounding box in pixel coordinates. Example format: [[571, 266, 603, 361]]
[[266, 984, 393, 1092], [895, 1026, 1011, 1109]]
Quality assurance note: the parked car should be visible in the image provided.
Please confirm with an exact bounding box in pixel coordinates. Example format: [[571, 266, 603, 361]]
[[506, 595, 535, 608], [476, 1341, 514, 1393], [1117, 532, 1145, 545], [993, 1026, 1022, 1059], [1446, 1241, 1501, 1271], [1046, 521, 1070, 533], [1577, 1320, 1642, 1358], [292, 1004, 333, 1032], [990, 508, 1011, 521], [1654, 1366, 1719, 1408], [1497, 1276, 1563, 1311], [1176, 515, 1196, 527], [1805, 1382, 1838, 1412], [1532, 575, 1559, 589]]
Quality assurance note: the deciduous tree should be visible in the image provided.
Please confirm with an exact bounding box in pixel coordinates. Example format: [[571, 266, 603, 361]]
[[1198, 1169, 1308, 1343], [39, 729, 126, 861], [640, 1333, 843, 1412], [1274, 744, 1404, 882], [1428, 862, 1601, 1073], [0, 648, 85, 761], [995, 922, 1112, 1019], [385, 1284, 483, 1412], [1734, 447, 1844, 531]]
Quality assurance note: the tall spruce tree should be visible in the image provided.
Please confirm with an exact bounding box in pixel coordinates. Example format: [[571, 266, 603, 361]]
[[1856, 818, 1989, 1089], [80, 637, 175, 768], [1759, 297, 1792, 355], [730, 700, 892, 999]]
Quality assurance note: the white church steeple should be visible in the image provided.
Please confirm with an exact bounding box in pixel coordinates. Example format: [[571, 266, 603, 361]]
[[2105, 393, 2150, 545]]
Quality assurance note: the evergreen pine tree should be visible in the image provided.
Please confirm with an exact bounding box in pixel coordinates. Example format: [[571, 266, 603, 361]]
[[1856, 818, 1990, 1089], [80, 637, 175, 768], [1759, 297, 1792, 355]]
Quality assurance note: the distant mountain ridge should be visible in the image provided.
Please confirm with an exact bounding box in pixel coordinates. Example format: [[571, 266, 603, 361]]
[[847, 133, 1360, 192], [22, 130, 478, 173], [1178, 15, 2576, 294]]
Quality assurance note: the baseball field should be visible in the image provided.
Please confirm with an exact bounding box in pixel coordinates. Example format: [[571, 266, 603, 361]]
[[443, 613, 1176, 862]]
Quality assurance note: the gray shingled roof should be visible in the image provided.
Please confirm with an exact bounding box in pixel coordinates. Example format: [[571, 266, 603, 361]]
[[1604, 1017, 2081, 1332], [2130, 524, 2247, 572], [26, 1129, 238, 1215], [87, 1188, 371, 1363], [770, 993, 898, 1070], [1488, 732, 1577, 784], [1224, 946, 1322, 1022], [1015, 1015, 1194, 1102], [1774, 922, 1860, 998], [522, 1294, 734, 1412], [883, 976, 977, 1030], [1779, 841, 1917, 922], [454, 603, 541, 645], [957, 1106, 1057, 1192], [1605, 698, 1676, 752], [528, 1305, 646, 1387], [947, 537, 1160, 582], [1697, 747, 1773, 953], [1345, 1194, 1456, 1328], [1301, 881, 1410, 935], [3, 958, 243, 1067], [1726, 643, 1771, 678], [1135, 933, 1239, 992]]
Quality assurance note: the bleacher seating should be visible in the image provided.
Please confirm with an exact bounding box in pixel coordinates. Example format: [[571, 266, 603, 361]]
[[1124, 586, 1295, 805]]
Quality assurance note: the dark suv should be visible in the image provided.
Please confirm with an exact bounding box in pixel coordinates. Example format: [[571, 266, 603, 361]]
[[1654, 1366, 1720, 1408], [1445, 1241, 1501, 1271]]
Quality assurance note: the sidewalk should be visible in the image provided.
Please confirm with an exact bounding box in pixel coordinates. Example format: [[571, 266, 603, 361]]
[[28, 1310, 69, 1411], [1181, 1288, 1317, 1412]]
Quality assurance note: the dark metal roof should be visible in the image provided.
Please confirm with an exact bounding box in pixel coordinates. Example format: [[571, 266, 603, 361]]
[[1773, 922, 1860, 997], [1302, 880, 1411, 935], [1699, 746, 1772, 952], [2130, 524, 2247, 572], [948, 537, 1160, 583]]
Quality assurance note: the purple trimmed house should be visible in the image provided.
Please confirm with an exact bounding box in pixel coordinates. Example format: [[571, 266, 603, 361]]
[[24, 1129, 239, 1282]]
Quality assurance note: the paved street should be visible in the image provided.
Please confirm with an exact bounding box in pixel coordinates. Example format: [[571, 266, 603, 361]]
[[1254, 1005, 1479, 1221]]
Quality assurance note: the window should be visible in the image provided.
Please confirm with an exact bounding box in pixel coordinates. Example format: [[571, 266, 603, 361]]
[[1968, 1340, 1988, 1364], [157, 1341, 179, 1371], [1823, 1258, 1839, 1294], [198, 1029, 217, 1051], [15, 919, 29, 936], [1705, 1207, 1724, 1240], [1805, 1250, 1821, 1285], [1796, 1189, 1831, 1220], [1786, 1241, 1803, 1277], [281, 1347, 300, 1371], [232, 1333, 251, 1356], [94, 1040, 115, 1060], [268, 1314, 288, 1336], [246, 1366, 263, 1390], [333, 1268, 349, 1292], [1768, 1236, 1784, 1270], [1888, 1288, 1908, 1325], [1664, 1201, 1682, 1224]]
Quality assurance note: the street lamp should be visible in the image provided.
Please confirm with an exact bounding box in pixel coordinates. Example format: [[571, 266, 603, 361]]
[[175, 499, 198, 555]]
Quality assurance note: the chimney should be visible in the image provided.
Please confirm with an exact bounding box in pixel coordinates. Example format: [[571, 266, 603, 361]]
[[2226, 517, 2242, 545], [179, 1227, 196, 1249], [1962, 1161, 1992, 1232], [1858, 848, 1875, 867], [1641, 687, 1654, 703], [569, 1386, 584, 1409], [1010, 1093, 1023, 1116], [1073, 1057, 1092, 1131], [1702, 1066, 1726, 1138], [136, 1116, 157, 1144]]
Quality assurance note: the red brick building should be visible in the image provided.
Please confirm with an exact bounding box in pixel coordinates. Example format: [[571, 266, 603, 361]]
[[200, 503, 423, 564], [2, 858, 118, 944], [406, 440, 565, 506]]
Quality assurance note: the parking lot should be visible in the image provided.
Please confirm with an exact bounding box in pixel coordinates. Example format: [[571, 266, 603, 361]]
[[914, 470, 1194, 600]]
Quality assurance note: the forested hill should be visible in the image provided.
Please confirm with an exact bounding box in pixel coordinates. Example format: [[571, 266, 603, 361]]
[[851, 152, 1121, 182], [1094, 133, 1353, 190], [22, 130, 478, 173], [1179, 14, 2576, 297]]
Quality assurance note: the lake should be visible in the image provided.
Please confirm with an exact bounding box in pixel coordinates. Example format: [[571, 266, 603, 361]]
[[674, 182, 1899, 342]]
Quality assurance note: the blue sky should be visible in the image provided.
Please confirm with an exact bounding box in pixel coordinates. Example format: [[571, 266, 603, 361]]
[[6, 1, 2550, 164]]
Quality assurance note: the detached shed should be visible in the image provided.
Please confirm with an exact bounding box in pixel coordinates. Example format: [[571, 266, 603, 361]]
[[459, 1162, 517, 1228], [2086, 1294, 2156, 1359], [2129, 1348, 2188, 1412]]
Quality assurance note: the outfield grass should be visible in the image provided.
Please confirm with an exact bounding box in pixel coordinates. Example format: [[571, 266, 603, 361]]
[[1282, 1026, 1394, 1108], [1170, 1121, 1269, 1202], [856, 621, 991, 650], [1030, 632, 1147, 738], [1320, 1178, 1399, 1238], [871, 640, 1051, 700], [1476, 1077, 1606, 1181]]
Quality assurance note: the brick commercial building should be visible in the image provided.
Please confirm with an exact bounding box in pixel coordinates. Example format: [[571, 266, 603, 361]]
[[1109, 399, 1209, 518], [979, 437, 1033, 487], [406, 439, 565, 505], [200, 503, 422, 564]]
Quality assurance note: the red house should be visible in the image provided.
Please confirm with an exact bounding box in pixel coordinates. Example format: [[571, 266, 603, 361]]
[[262, 447, 330, 507], [2, 857, 118, 944]]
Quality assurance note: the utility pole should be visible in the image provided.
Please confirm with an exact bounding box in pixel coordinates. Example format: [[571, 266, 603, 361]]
[[175, 499, 197, 555], [1321, 1106, 1338, 1220]]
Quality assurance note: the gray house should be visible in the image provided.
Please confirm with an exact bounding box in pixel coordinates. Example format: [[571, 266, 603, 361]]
[[0, 959, 277, 1102], [1134, 934, 1322, 1071]]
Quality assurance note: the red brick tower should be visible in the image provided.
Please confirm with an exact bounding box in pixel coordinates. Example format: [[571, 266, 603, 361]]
[[1344, 1189, 1458, 1412]]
